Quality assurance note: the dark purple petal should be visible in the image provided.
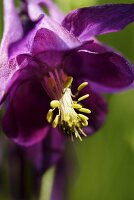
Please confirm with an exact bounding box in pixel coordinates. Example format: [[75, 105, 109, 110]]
[[33, 50, 66, 67], [24, 127, 65, 172], [62, 4, 134, 41], [64, 41, 134, 92], [73, 81, 108, 135], [31, 27, 81, 66], [16, 54, 38, 68], [82, 39, 113, 53], [41, 16, 81, 48], [2, 71, 50, 146], [32, 28, 69, 55], [16, 50, 65, 73], [0, 59, 43, 105]]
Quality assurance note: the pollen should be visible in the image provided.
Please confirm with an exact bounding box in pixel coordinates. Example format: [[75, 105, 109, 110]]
[[46, 72, 91, 141], [79, 108, 91, 114], [77, 82, 88, 91], [50, 100, 60, 108], [46, 109, 53, 123], [78, 94, 89, 102]]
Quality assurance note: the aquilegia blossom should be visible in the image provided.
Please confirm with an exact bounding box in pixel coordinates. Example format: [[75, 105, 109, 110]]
[[0, 0, 134, 146]]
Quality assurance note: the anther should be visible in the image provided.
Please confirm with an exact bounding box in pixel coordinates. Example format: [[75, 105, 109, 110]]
[[74, 130, 82, 141], [82, 120, 88, 126], [77, 82, 88, 91], [52, 115, 60, 128], [79, 108, 91, 114], [46, 109, 53, 123], [78, 113, 89, 121], [50, 100, 60, 108], [64, 76, 73, 88], [78, 134, 82, 141], [72, 103, 82, 109], [78, 94, 89, 102]]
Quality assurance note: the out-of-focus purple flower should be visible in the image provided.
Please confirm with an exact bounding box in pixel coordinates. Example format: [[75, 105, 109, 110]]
[[7, 139, 75, 200], [0, 1, 134, 147]]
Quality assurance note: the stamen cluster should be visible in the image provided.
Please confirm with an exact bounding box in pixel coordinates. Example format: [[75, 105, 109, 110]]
[[46, 77, 91, 141]]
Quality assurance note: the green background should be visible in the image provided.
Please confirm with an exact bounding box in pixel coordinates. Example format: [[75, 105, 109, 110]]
[[0, 0, 134, 199]]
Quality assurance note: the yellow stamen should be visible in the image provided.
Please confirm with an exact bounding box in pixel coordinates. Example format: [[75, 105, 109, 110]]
[[82, 120, 88, 126], [46, 78, 91, 141], [74, 129, 82, 141], [78, 94, 89, 102], [77, 82, 88, 91], [79, 108, 91, 114], [46, 109, 53, 123], [72, 103, 82, 109], [78, 113, 89, 121], [50, 100, 60, 108], [78, 114, 88, 127], [80, 129, 87, 137], [52, 115, 59, 128], [64, 76, 73, 88]]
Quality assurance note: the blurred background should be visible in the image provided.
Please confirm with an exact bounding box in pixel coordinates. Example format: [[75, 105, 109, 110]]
[[0, 0, 134, 200]]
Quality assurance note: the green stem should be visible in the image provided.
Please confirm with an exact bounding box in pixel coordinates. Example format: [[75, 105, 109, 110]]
[[39, 167, 55, 200]]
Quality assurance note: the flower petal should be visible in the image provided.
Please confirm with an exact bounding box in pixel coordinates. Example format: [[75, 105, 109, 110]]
[[41, 16, 81, 48], [27, 0, 64, 23], [2, 71, 50, 146], [0, 0, 23, 101], [62, 4, 134, 41], [24, 127, 65, 172], [31, 27, 76, 67], [10, 15, 80, 59], [40, 0, 64, 23], [0, 0, 23, 61], [32, 28, 69, 55], [64, 41, 134, 92]]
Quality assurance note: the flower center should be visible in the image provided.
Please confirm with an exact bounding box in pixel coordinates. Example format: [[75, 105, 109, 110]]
[[44, 69, 91, 141]]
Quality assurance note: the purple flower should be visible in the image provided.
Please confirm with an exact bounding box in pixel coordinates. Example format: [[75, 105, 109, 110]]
[[7, 138, 74, 200], [0, 1, 134, 147]]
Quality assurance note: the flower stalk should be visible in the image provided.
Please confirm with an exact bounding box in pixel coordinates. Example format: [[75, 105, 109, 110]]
[[40, 167, 55, 200]]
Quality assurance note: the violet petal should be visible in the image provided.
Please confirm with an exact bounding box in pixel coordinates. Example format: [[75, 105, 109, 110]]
[[32, 28, 69, 55], [0, 0, 23, 61], [64, 41, 134, 92], [0, 0, 23, 101], [62, 4, 134, 41], [27, 0, 65, 23], [24, 127, 65, 172], [2, 73, 50, 146], [39, 0, 64, 23], [10, 15, 80, 59]]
